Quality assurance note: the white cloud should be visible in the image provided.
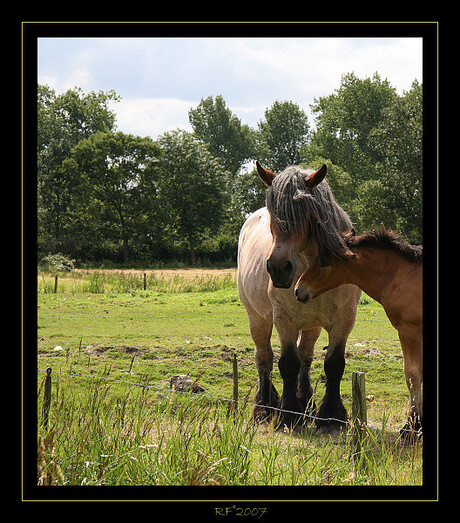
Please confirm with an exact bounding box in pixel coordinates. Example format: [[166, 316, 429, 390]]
[[39, 69, 92, 94], [232, 38, 422, 100], [112, 97, 197, 139], [38, 37, 423, 138]]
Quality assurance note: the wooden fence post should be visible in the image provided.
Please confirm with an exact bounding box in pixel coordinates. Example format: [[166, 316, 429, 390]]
[[351, 371, 367, 455], [42, 367, 52, 428], [352, 371, 367, 426], [143, 272, 147, 291], [128, 354, 136, 373], [232, 353, 239, 411], [54, 274, 58, 293]]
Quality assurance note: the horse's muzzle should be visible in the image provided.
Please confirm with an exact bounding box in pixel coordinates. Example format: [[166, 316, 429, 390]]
[[294, 280, 314, 303], [294, 285, 311, 303], [266, 258, 295, 289]]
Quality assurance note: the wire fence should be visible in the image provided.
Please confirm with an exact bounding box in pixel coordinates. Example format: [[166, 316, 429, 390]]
[[37, 273, 402, 433], [37, 366, 351, 426], [37, 314, 399, 428]]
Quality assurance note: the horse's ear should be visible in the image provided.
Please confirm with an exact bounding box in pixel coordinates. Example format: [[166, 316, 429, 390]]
[[343, 229, 356, 239], [305, 164, 327, 192], [256, 161, 276, 187], [340, 231, 358, 259]]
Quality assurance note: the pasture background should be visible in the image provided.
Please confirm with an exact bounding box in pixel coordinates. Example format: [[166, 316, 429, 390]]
[[37, 268, 422, 487]]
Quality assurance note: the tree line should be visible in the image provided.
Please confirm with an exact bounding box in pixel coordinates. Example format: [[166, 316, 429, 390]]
[[38, 72, 422, 266]]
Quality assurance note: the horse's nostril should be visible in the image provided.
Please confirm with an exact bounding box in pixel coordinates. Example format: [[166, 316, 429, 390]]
[[266, 257, 295, 288], [266, 259, 272, 274]]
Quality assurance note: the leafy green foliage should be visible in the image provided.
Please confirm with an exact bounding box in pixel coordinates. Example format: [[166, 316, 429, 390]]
[[156, 130, 229, 264], [304, 73, 422, 242], [63, 131, 161, 263], [42, 253, 75, 272], [258, 100, 310, 172], [189, 95, 256, 176], [37, 72, 423, 265]]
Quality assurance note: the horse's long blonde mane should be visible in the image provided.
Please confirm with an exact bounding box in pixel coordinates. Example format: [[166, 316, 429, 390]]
[[266, 166, 353, 266]]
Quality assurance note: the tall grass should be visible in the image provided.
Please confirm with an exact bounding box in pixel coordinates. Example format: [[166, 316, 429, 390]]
[[37, 371, 422, 486], [37, 270, 236, 295], [36, 268, 422, 487]]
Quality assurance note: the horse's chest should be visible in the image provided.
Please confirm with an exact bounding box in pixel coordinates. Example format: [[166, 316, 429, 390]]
[[271, 295, 327, 329]]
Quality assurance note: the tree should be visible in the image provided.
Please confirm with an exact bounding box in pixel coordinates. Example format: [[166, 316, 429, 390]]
[[64, 131, 160, 262], [37, 85, 120, 256], [308, 72, 396, 183], [38, 85, 119, 153], [156, 130, 228, 264], [189, 95, 256, 176], [367, 81, 423, 242], [258, 100, 310, 172], [305, 73, 422, 243]]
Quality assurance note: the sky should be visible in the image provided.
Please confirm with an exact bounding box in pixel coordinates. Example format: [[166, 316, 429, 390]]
[[37, 37, 423, 140]]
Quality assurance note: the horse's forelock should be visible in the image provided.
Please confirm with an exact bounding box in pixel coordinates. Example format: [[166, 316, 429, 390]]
[[267, 167, 312, 236], [266, 166, 352, 263]]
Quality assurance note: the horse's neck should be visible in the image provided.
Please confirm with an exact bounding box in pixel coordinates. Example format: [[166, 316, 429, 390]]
[[344, 249, 396, 305]]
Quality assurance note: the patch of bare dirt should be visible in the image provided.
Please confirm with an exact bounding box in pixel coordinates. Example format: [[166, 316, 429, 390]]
[[85, 345, 149, 356]]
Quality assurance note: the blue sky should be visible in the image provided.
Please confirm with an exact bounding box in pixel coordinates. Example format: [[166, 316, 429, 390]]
[[38, 37, 423, 139]]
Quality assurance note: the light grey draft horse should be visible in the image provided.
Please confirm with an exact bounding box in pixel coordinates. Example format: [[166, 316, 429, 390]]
[[237, 162, 361, 433]]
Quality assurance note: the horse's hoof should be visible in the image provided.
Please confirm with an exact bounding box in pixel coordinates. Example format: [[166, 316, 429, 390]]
[[273, 410, 304, 432], [316, 421, 347, 436], [399, 426, 422, 445], [253, 405, 275, 423]]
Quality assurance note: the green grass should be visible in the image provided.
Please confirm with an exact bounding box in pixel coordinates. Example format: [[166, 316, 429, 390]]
[[37, 269, 422, 486], [38, 269, 236, 294]]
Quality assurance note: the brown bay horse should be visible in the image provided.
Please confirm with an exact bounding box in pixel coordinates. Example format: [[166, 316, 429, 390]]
[[237, 163, 361, 433], [294, 227, 423, 440]]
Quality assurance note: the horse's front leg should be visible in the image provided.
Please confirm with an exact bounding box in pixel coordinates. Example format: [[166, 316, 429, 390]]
[[274, 321, 303, 430], [315, 304, 358, 434], [316, 336, 348, 435], [297, 325, 322, 420]]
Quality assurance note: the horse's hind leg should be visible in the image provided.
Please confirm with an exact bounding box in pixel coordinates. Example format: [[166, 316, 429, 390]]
[[249, 314, 280, 421], [297, 325, 322, 421], [399, 330, 423, 442]]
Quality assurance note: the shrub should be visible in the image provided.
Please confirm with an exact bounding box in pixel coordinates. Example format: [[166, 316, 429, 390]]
[[43, 253, 75, 273]]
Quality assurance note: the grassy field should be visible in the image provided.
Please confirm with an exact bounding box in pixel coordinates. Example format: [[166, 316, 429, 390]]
[[37, 269, 422, 487]]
